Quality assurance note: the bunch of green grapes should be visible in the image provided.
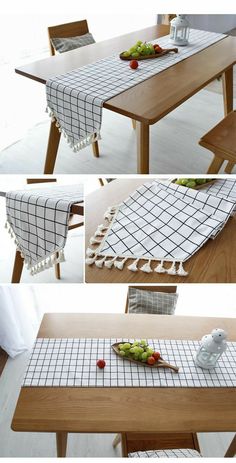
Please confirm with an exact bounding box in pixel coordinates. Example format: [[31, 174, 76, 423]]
[[118, 339, 160, 365], [123, 41, 155, 58], [175, 178, 212, 188]]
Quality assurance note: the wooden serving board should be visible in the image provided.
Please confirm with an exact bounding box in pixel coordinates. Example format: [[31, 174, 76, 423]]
[[172, 179, 216, 190], [119, 47, 178, 61], [111, 343, 179, 372]]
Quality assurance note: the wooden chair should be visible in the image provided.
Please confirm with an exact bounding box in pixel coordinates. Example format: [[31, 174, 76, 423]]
[[98, 178, 115, 186], [114, 285, 200, 457], [199, 110, 236, 174], [127, 434, 236, 458], [11, 178, 84, 283]]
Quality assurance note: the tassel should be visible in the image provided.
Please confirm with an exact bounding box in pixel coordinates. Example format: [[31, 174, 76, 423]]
[[104, 212, 113, 222], [114, 257, 128, 270], [177, 261, 188, 276], [95, 256, 106, 268], [59, 249, 65, 262], [140, 259, 153, 273], [154, 260, 166, 273], [86, 247, 95, 257], [4, 222, 8, 229], [127, 258, 139, 272], [104, 257, 116, 268], [167, 261, 177, 275], [97, 224, 108, 232], [85, 256, 96, 265], [90, 236, 102, 245]]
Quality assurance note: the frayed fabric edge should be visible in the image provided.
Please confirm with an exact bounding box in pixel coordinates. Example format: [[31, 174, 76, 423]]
[[5, 220, 66, 276], [46, 106, 101, 152]]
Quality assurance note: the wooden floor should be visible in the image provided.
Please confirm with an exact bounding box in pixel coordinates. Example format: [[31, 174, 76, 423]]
[[0, 89, 235, 174], [0, 348, 8, 377]]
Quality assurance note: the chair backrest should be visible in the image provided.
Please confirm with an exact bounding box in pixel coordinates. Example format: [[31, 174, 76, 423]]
[[48, 20, 90, 56], [125, 285, 177, 313], [26, 178, 57, 184]]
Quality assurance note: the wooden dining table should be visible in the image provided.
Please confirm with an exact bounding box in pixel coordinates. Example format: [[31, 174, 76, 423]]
[[15, 25, 236, 174], [85, 178, 236, 283], [11, 312, 236, 457]]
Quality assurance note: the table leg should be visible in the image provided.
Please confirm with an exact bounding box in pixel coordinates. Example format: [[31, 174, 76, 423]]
[[56, 432, 68, 457], [44, 121, 61, 174], [224, 162, 235, 174], [136, 122, 150, 174], [11, 250, 24, 283], [224, 434, 236, 457], [222, 67, 233, 116]]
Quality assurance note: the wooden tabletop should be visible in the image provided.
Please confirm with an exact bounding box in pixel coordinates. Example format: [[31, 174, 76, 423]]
[[85, 179, 236, 283], [15, 26, 236, 124], [12, 313, 236, 433]]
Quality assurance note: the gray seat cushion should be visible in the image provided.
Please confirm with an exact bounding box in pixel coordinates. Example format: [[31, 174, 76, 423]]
[[128, 449, 202, 458], [51, 32, 95, 53], [128, 287, 178, 315]]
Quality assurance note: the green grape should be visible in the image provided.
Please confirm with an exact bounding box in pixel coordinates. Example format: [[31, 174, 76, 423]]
[[140, 339, 147, 346], [175, 179, 182, 185], [136, 40, 143, 46], [138, 347, 144, 354], [134, 354, 140, 360], [118, 343, 124, 350], [146, 348, 154, 355], [181, 179, 189, 186], [186, 181, 196, 188], [131, 52, 140, 58], [119, 350, 126, 356], [141, 352, 148, 360], [123, 343, 131, 350], [195, 178, 207, 184], [130, 347, 136, 353], [133, 341, 139, 346], [123, 51, 130, 57], [124, 351, 130, 357]]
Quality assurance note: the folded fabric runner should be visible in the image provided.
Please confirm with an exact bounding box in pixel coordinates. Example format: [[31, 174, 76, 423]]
[[5, 184, 83, 275], [200, 178, 236, 207], [22, 337, 236, 388], [86, 180, 235, 276], [46, 29, 224, 152]]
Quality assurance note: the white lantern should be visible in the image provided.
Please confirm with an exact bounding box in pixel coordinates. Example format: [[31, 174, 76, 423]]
[[195, 328, 227, 370], [170, 15, 190, 46]]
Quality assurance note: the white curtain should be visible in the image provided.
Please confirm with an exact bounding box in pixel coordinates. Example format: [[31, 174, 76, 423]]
[[0, 286, 41, 357]]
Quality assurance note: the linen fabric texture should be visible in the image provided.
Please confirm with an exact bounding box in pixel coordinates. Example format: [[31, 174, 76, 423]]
[[127, 287, 178, 314], [86, 180, 235, 276], [51, 32, 95, 54], [128, 449, 202, 458], [46, 29, 225, 152], [6, 184, 83, 275]]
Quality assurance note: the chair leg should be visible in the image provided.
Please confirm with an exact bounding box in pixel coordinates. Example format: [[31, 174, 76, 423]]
[[132, 119, 137, 129], [207, 154, 224, 174], [11, 250, 24, 283], [54, 252, 61, 280], [112, 434, 121, 448], [44, 120, 61, 174], [92, 140, 99, 158], [224, 435, 236, 457], [121, 433, 128, 457], [224, 161, 235, 174]]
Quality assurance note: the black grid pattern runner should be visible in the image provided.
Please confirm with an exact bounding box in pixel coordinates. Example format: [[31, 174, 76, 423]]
[[46, 29, 224, 151], [23, 338, 236, 388], [201, 179, 236, 208], [97, 181, 234, 262], [6, 184, 83, 272]]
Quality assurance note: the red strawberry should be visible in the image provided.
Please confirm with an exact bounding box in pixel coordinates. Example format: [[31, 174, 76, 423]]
[[97, 359, 106, 369], [147, 356, 156, 365], [130, 60, 139, 70], [153, 352, 161, 361]]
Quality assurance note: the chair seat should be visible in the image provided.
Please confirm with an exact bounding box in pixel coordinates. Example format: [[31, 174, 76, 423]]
[[199, 110, 236, 159], [128, 449, 202, 458]]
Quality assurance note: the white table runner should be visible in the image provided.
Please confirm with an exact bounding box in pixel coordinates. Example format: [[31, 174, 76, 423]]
[[201, 179, 236, 208], [6, 184, 83, 275], [86, 180, 235, 276], [46, 29, 224, 152], [23, 338, 236, 388]]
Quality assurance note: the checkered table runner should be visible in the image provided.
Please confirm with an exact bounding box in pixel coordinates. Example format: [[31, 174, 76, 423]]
[[201, 179, 236, 209], [22, 338, 236, 388], [5, 184, 83, 275], [86, 180, 235, 276], [46, 29, 224, 152]]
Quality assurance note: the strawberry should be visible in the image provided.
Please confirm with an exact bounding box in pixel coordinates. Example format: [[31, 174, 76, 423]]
[[97, 359, 106, 369], [130, 60, 139, 70], [153, 351, 161, 361], [147, 356, 156, 365]]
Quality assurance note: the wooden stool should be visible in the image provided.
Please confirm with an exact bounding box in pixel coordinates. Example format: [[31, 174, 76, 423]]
[[199, 110, 236, 174]]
